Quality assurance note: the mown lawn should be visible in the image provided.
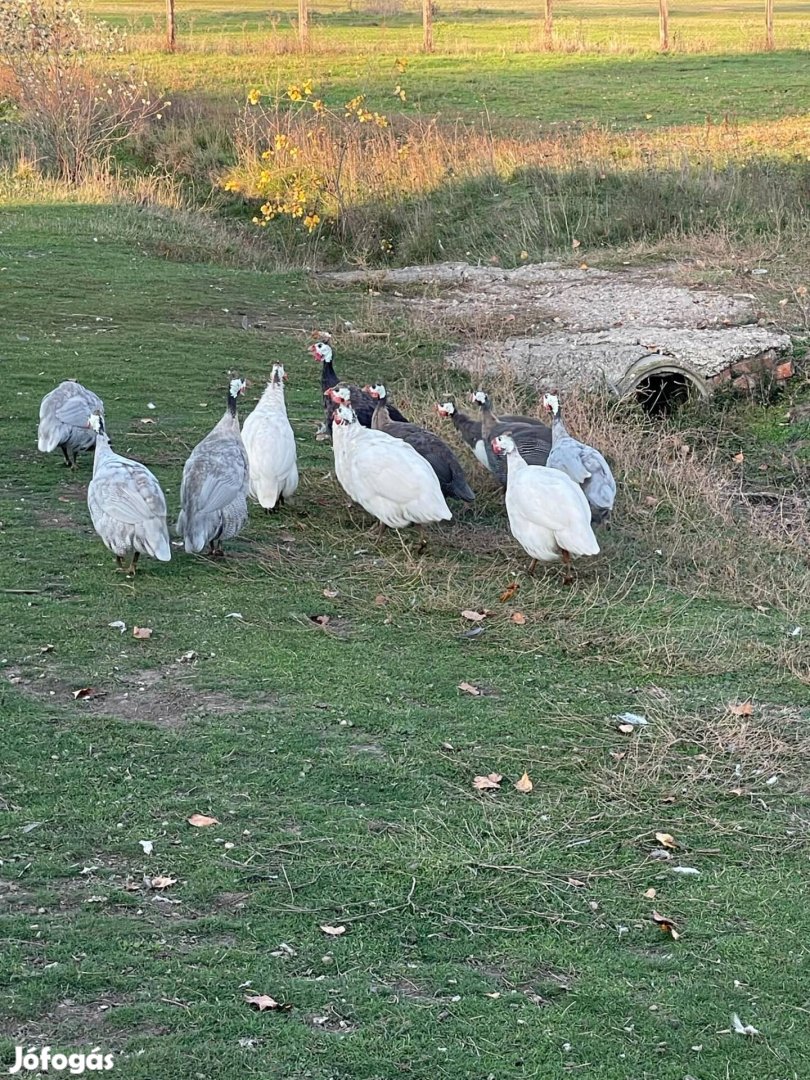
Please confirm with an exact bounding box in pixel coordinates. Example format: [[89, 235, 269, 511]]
[[1, 201, 808, 1079]]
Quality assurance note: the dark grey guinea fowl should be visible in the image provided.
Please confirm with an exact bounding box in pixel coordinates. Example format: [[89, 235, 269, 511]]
[[309, 341, 408, 431], [436, 398, 548, 473], [471, 390, 552, 487], [366, 384, 475, 502]]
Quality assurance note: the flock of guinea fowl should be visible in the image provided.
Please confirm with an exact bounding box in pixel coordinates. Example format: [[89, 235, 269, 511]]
[[35, 338, 616, 582]]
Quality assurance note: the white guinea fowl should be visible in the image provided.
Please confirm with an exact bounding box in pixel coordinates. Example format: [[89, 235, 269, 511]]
[[542, 393, 616, 526], [86, 412, 171, 574], [241, 363, 298, 511], [492, 432, 599, 582], [38, 380, 104, 468], [329, 400, 451, 544], [176, 378, 249, 556]]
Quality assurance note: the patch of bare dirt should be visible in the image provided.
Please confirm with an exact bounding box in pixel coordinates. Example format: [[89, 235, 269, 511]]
[[370, 977, 437, 1005], [0, 998, 169, 1046], [4, 664, 280, 729], [305, 1004, 358, 1034]]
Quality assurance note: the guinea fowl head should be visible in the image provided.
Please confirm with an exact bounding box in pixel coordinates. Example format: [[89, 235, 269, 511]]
[[332, 404, 357, 427], [309, 341, 333, 364], [326, 385, 351, 405], [229, 377, 247, 399], [366, 384, 386, 401], [542, 392, 560, 416], [271, 363, 287, 385], [436, 401, 455, 417], [471, 390, 489, 408], [87, 411, 105, 435], [491, 433, 516, 456]]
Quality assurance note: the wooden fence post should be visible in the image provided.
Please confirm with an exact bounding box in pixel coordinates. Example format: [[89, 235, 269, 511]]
[[298, 0, 309, 51], [422, 0, 433, 53], [658, 0, 669, 51], [166, 0, 176, 52]]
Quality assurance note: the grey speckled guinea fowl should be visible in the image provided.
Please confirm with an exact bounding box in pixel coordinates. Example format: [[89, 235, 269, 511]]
[[542, 393, 616, 526], [176, 378, 249, 556], [471, 390, 552, 487], [86, 412, 171, 574], [38, 380, 104, 468]]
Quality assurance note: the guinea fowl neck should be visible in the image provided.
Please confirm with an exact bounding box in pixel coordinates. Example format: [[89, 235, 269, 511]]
[[321, 359, 338, 391], [478, 398, 498, 438], [227, 390, 240, 418]]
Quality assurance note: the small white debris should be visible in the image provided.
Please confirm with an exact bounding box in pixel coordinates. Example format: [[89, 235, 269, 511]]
[[139, 840, 154, 856], [225, 612, 244, 620], [731, 1013, 760, 1036], [789, 626, 802, 637], [147, 402, 156, 409], [614, 712, 648, 727], [108, 620, 127, 633], [765, 776, 779, 786], [671, 866, 700, 875]]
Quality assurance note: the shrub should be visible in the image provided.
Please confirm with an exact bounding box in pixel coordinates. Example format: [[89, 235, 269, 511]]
[[0, 0, 167, 182]]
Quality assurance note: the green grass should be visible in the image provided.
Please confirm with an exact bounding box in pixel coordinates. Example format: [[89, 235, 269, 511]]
[[1, 200, 809, 1078]]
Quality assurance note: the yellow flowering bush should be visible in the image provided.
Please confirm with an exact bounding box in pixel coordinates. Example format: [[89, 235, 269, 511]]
[[221, 71, 411, 240]]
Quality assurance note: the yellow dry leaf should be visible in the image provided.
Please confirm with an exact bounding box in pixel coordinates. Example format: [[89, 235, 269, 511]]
[[732, 452, 745, 464], [319, 924, 346, 937], [510, 612, 527, 625], [644, 887, 657, 899], [499, 581, 519, 603], [655, 832, 677, 849], [149, 875, 177, 890], [458, 681, 482, 696], [187, 813, 219, 828], [651, 909, 680, 939], [514, 772, 533, 793]]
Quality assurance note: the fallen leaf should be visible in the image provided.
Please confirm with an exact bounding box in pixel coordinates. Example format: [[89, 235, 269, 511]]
[[319, 924, 346, 937], [655, 832, 677, 849], [484, 991, 501, 998], [225, 612, 244, 620], [139, 417, 156, 425], [617, 723, 635, 734], [322, 589, 338, 599], [644, 887, 657, 899], [108, 620, 126, 633], [571, 238, 581, 249], [177, 650, 198, 663], [139, 840, 154, 856], [440, 741, 455, 751], [731, 1013, 760, 1037], [615, 712, 648, 727], [499, 581, 519, 603], [579, 262, 589, 270], [610, 750, 626, 761], [567, 877, 586, 888], [472, 773, 502, 790], [588, 900, 599, 911], [514, 772, 533, 793], [728, 701, 753, 716], [461, 609, 487, 623], [374, 594, 388, 606], [72, 687, 95, 700], [651, 910, 680, 940], [732, 452, 745, 464], [458, 681, 482, 696], [649, 848, 673, 861], [133, 626, 153, 640], [149, 875, 177, 890], [310, 614, 331, 627], [245, 994, 292, 1013], [510, 612, 527, 625], [187, 813, 219, 828]]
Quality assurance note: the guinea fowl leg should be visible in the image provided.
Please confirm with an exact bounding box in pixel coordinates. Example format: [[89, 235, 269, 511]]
[[416, 525, 428, 555], [560, 550, 573, 586], [116, 556, 126, 573], [127, 552, 140, 576], [61, 445, 73, 468], [526, 558, 537, 577]]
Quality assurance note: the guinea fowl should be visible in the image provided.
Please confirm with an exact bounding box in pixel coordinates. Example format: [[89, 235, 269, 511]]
[[471, 390, 552, 486], [360, 384, 475, 503], [542, 393, 616, 526], [38, 380, 104, 468], [492, 432, 598, 583], [85, 411, 171, 574], [176, 378, 249, 556], [309, 341, 408, 430], [436, 398, 547, 472], [329, 401, 451, 549], [241, 363, 298, 511]]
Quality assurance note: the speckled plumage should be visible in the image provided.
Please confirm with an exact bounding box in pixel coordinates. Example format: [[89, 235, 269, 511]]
[[176, 383, 249, 553], [544, 396, 616, 526], [38, 380, 104, 466], [87, 420, 171, 565]]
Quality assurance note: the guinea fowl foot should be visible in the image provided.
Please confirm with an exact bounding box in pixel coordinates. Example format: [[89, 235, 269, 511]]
[[560, 550, 574, 586], [526, 558, 537, 577], [416, 526, 429, 555], [127, 552, 140, 576]]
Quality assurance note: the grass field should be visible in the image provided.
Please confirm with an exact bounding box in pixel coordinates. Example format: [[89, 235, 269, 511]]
[[1, 199, 809, 1078]]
